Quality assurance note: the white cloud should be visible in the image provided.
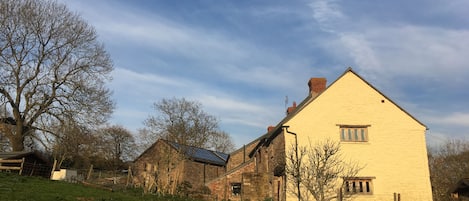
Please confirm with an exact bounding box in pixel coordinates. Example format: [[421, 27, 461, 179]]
[[112, 68, 185, 88], [198, 95, 267, 114], [338, 33, 382, 72], [362, 26, 469, 80], [309, 0, 345, 33], [426, 112, 469, 127]]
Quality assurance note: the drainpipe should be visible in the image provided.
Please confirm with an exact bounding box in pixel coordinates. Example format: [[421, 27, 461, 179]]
[[282, 126, 300, 201]]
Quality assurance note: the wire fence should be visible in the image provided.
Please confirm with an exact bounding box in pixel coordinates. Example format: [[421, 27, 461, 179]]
[[0, 159, 51, 178], [0, 159, 135, 192], [76, 167, 134, 191]]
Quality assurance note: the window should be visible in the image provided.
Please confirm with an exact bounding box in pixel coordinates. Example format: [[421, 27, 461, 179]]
[[231, 183, 241, 196], [344, 178, 373, 194], [339, 125, 369, 142]]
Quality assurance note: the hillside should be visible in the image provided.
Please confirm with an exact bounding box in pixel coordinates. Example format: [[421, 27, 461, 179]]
[[0, 172, 199, 201]]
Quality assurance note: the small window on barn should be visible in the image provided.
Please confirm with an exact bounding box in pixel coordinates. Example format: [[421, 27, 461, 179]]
[[231, 183, 241, 196], [344, 177, 374, 195], [338, 125, 370, 142]]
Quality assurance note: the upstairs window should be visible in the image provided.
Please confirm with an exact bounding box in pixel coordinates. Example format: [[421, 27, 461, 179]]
[[344, 178, 373, 194], [339, 125, 369, 142]]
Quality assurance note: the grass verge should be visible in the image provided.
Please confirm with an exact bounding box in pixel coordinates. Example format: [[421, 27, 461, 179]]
[[0, 172, 200, 201]]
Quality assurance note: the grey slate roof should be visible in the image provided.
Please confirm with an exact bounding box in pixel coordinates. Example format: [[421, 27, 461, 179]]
[[166, 141, 228, 166]]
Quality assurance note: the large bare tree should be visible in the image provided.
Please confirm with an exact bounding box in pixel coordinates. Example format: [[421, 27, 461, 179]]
[[0, 0, 114, 151], [142, 97, 234, 152]]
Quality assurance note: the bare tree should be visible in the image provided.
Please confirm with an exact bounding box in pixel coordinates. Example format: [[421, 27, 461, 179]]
[[208, 131, 235, 153], [143, 97, 234, 152], [429, 139, 469, 201], [98, 125, 137, 170], [0, 0, 114, 151], [286, 139, 363, 201], [49, 120, 97, 169]]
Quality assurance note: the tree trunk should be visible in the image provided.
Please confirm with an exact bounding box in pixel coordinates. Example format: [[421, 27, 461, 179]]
[[9, 119, 27, 151], [10, 134, 25, 151], [0, 122, 26, 151]]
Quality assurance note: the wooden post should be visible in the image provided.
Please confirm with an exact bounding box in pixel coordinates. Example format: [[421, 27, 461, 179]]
[[86, 164, 93, 181], [18, 157, 25, 175], [30, 160, 37, 176], [126, 166, 132, 187]]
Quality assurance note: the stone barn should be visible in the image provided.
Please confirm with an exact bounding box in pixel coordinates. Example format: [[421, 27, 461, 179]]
[[133, 139, 228, 195]]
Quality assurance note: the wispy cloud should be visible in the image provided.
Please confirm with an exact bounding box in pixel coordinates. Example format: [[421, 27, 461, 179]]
[[426, 112, 469, 127], [309, 0, 345, 33], [308, 0, 469, 91], [112, 68, 185, 88]]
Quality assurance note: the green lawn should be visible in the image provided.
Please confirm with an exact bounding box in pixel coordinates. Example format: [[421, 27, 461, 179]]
[[0, 172, 200, 201]]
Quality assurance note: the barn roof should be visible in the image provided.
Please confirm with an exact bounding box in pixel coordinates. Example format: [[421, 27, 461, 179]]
[[0, 151, 32, 159], [166, 141, 229, 166]]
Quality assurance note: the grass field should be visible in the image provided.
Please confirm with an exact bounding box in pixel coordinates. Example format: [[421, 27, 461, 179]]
[[0, 172, 201, 201]]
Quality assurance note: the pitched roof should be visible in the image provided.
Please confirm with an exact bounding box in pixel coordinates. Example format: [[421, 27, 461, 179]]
[[284, 67, 426, 129], [165, 140, 229, 166], [250, 67, 427, 155]]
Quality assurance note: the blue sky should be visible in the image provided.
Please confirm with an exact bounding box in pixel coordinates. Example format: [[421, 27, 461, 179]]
[[60, 0, 469, 148]]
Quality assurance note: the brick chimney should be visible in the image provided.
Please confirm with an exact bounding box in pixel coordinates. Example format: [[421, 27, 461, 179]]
[[308, 78, 327, 97], [267, 125, 276, 133], [286, 101, 297, 115]]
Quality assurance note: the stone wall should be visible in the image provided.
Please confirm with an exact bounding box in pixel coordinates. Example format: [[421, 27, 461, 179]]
[[252, 132, 286, 201], [242, 172, 272, 201], [227, 139, 260, 170], [207, 160, 256, 201], [182, 160, 225, 192]]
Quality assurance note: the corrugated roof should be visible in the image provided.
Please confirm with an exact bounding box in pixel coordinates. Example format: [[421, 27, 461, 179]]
[[166, 141, 228, 166]]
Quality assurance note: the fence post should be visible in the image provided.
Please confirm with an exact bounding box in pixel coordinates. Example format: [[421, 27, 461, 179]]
[[29, 160, 37, 176], [126, 166, 132, 187], [86, 164, 93, 181], [18, 157, 25, 175]]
